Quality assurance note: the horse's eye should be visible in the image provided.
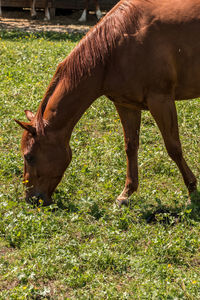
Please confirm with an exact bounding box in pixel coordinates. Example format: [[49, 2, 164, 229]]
[[24, 154, 35, 165]]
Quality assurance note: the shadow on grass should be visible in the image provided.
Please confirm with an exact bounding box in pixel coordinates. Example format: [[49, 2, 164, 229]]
[[0, 29, 84, 42], [51, 190, 105, 220], [142, 190, 200, 225], [54, 190, 79, 213], [144, 207, 181, 225], [32, 188, 200, 224], [190, 190, 200, 205]]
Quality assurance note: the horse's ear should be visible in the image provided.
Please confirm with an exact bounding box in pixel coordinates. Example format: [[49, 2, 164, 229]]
[[14, 119, 36, 136], [24, 110, 35, 121]]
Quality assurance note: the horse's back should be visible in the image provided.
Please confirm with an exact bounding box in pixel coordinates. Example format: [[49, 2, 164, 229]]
[[130, 0, 200, 19], [110, 0, 200, 100], [143, 0, 200, 99]]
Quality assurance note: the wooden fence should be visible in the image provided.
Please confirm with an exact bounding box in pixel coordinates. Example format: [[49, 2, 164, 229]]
[[1, 0, 119, 10]]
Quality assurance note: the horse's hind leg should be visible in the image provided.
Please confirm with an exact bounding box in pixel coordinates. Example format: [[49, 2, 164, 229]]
[[147, 93, 197, 195], [114, 104, 141, 206], [94, 0, 102, 20]]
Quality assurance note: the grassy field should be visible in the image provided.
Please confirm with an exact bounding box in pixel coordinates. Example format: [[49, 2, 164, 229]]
[[0, 30, 200, 299]]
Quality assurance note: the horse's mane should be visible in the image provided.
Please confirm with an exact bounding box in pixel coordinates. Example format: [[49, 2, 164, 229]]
[[35, 0, 143, 134]]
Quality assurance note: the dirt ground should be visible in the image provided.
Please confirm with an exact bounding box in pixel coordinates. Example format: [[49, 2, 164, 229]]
[[0, 8, 105, 34]]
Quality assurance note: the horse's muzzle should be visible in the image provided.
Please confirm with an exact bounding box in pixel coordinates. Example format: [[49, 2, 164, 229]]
[[26, 192, 53, 206]]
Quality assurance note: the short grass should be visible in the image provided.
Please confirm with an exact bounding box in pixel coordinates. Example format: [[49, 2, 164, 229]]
[[0, 30, 200, 299]]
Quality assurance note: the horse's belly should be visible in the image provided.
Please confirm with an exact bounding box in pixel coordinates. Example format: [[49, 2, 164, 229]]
[[175, 63, 200, 100], [175, 88, 200, 100]]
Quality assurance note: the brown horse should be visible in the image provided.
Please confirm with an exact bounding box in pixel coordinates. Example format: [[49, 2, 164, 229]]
[[79, 0, 102, 22], [16, 0, 199, 206]]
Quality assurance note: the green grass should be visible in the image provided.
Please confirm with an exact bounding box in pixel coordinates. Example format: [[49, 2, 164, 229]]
[[0, 30, 200, 299]]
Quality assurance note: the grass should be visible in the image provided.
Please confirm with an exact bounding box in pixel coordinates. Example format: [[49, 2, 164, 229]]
[[0, 30, 200, 299]]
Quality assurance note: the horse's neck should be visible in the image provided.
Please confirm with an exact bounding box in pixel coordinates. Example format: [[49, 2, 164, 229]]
[[43, 66, 104, 140]]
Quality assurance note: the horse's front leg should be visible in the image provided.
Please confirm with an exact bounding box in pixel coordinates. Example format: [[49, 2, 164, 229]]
[[114, 104, 141, 206], [44, 0, 50, 21], [147, 93, 197, 196], [30, 0, 37, 19]]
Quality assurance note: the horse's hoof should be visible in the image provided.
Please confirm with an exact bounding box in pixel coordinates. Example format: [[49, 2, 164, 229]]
[[116, 197, 129, 207], [78, 18, 86, 23]]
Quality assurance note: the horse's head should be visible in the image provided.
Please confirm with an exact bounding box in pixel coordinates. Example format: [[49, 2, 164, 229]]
[[15, 110, 72, 206]]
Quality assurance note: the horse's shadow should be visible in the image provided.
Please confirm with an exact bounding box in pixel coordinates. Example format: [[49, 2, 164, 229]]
[[141, 190, 200, 225], [47, 189, 200, 224], [45, 189, 78, 212]]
